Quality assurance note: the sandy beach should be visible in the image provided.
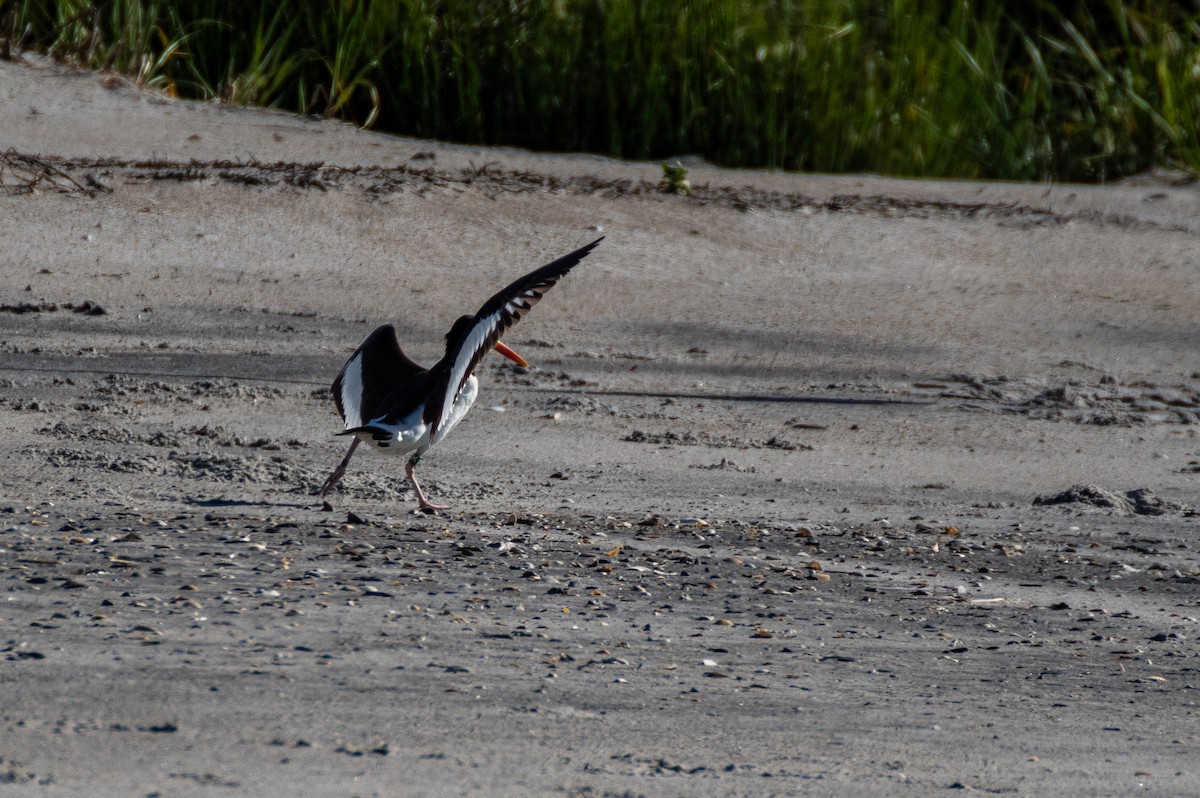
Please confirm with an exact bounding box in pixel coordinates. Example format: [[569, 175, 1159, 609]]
[[1, 55, 1199, 796]]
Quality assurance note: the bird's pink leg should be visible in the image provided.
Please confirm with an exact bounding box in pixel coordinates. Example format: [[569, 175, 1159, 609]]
[[406, 459, 448, 511], [320, 437, 360, 496]]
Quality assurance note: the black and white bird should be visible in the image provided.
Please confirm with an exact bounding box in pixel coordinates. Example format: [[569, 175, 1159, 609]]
[[320, 238, 603, 510]]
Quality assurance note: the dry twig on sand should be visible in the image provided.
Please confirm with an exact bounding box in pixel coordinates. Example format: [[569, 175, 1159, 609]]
[[0, 149, 108, 197]]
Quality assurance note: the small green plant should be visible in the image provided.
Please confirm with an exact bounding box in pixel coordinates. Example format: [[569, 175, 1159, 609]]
[[660, 161, 691, 196]]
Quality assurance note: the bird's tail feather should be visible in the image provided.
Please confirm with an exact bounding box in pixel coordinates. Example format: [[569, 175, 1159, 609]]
[[338, 425, 393, 443]]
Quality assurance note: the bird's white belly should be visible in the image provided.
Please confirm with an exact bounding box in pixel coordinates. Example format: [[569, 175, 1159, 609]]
[[431, 375, 478, 448], [355, 418, 428, 457], [355, 375, 478, 457]]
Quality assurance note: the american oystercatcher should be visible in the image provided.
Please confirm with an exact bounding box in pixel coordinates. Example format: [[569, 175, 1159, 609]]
[[320, 237, 603, 510]]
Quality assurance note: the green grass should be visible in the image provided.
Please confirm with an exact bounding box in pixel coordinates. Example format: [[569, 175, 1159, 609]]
[[4, 0, 1199, 181]]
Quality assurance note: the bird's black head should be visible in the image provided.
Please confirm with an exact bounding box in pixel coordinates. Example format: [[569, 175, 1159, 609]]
[[445, 315, 475, 349]]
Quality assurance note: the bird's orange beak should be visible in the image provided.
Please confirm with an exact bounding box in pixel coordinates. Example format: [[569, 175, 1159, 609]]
[[494, 340, 529, 368]]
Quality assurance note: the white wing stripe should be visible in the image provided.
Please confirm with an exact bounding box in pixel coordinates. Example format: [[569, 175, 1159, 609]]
[[340, 351, 365, 428], [442, 309, 501, 428]]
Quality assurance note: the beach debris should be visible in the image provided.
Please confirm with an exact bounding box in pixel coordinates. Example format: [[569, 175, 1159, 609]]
[[1034, 484, 1193, 516]]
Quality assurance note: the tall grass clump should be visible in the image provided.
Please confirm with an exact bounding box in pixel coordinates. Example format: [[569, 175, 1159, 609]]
[[4, 0, 1199, 181], [5, 0, 200, 92]]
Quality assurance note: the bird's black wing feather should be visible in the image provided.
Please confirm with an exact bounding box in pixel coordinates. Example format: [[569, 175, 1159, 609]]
[[427, 237, 603, 435], [331, 324, 426, 428]]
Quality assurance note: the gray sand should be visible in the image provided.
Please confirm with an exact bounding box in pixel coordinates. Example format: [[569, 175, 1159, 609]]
[[1, 55, 1199, 796]]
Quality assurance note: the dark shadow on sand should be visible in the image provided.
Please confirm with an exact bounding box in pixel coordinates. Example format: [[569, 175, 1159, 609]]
[[184, 496, 317, 509], [528, 387, 936, 406]]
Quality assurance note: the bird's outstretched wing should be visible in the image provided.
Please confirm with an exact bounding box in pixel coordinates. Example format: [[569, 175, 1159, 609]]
[[332, 323, 426, 428], [430, 237, 603, 434]]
